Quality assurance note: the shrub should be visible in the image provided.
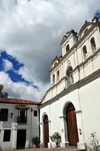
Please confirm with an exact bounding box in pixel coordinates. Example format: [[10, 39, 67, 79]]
[[89, 131, 100, 151], [32, 137, 40, 146], [50, 132, 61, 146]]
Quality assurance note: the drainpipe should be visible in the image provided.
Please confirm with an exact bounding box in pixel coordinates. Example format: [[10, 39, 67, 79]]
[[30, 108, 33, 148], [39, 106, 40, 147]]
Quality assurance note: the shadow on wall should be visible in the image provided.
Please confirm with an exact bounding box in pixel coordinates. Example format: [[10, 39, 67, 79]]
[[0, 146, 2, 151]]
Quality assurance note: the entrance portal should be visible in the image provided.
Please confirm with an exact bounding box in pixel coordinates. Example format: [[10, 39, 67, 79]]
[[66, 103, 79, 146], [17, 130, 26, 149], [43, 115, 49, 148]]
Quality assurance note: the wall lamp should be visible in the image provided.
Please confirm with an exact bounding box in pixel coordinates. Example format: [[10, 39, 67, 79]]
[[79, 129, 82, 135], [11, 112, 14, 118], [31, 108, 33, 112]]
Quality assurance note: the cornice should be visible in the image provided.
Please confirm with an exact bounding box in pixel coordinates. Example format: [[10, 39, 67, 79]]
[[42, 48, 100, 105], [73, 48, 100, 72], [78, 22, 92, 40], [40, 68, 100, 108], [60, 32, 72, 46], [75, 110, 82, 114], [49, 45, 76, 73], [50, 56, 59, 70], [61, 34, 73, 48], [41, 76, 67, 104]]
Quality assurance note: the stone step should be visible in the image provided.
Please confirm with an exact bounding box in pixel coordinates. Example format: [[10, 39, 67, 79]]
[[16, 147, 85, 151], [77, 149, 85, 151]]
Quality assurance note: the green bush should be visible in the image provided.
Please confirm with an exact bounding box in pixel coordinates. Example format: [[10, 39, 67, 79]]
[[32, 137, 40, 146]]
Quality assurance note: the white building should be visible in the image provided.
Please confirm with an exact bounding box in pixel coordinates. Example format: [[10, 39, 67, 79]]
[[39, 16, 100, 150], [0, 16, 100, 151], [0, 89, 40, 150]]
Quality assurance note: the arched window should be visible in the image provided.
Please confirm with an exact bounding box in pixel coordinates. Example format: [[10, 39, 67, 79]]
[[83, 45, 87, 61], [53, 74, 55, 85], [57, 70, 59, 82], [54, 62, 57, 67], [66, 66, 74, 87], [66, 44, 69, 52], [90, 37, 96, 53], [84, 28, 88, 35]]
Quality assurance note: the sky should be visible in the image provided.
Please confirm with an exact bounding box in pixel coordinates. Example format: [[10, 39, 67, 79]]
[[0, 0, 100, 102]]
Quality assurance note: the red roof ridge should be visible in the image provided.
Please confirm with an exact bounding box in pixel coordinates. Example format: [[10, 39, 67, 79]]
[[0, 98, 41, 105]]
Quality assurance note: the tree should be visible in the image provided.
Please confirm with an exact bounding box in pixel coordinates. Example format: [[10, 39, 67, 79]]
[[89, 131, 100, 151]]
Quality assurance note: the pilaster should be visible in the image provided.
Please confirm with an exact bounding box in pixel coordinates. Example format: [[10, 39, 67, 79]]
[[59, 115, 69, 147], [75, 110, 86, 149]]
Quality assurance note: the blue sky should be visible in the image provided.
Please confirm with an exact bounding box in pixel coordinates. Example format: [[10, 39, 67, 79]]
[[0, 0, 100, 102]]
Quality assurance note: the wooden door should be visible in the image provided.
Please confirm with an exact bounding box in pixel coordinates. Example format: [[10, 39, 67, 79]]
[[66, 103, 79, 146], [17, 130, 26, 149], [44, 115, 49, 148]]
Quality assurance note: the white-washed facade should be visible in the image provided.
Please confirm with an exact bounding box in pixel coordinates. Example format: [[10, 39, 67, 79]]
[[40, 17, 100, 150]]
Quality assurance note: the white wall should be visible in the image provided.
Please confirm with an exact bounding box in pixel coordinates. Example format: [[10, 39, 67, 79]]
[[42, 24, 100, 105], [79, 77, 100, 148], [40, 89, 85, 149], [0, 103, 39, 150]]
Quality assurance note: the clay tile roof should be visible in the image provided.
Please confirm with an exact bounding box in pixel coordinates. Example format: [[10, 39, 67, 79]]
[[16, 105, 30, 109], [0, 98, 41, 105]]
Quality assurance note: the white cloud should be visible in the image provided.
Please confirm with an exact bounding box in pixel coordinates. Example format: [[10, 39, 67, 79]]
[[0, 71, 49, 102], [3, 59, 13, 71], [0, 0, 100, 101]]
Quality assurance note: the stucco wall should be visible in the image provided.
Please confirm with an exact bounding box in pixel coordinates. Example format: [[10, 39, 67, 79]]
[[40, 89, 85, 149], [79, 77, 100, 146], [0, 103, 39, 150]]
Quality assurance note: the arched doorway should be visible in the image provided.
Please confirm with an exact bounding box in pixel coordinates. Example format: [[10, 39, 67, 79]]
[[66, 103, 79, 146], [43, 115, 49, 148]]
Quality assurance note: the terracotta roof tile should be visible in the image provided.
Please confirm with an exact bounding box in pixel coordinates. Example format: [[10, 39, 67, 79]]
[[16, 105, 30, 109], [0, 98, 40, 105]]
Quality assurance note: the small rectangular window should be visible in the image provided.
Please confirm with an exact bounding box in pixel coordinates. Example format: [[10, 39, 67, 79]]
[[3, 130, 11, 142], [34, 110, 37, 116], [0, 109, 8, 121]]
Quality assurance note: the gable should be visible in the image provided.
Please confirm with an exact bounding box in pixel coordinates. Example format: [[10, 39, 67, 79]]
[[78, 22, 92, 40]]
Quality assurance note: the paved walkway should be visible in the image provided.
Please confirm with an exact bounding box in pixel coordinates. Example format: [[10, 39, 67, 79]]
[[16, 146, 81, 151]]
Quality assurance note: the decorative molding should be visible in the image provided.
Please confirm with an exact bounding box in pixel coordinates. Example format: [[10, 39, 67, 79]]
[[75, 110, 82, 114], [49, 22, 99, 73], [40, 68, 100, 108], [73, 48, 100, 73], [42, 48, 100, 104], [59, 115, 66, 118], [67, 60, 71, 66], [41, 76, 67, 104]]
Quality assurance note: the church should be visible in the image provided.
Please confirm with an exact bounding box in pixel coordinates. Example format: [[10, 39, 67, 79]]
[[39, 16, 100, 150], [0, 16, 100, 150]]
